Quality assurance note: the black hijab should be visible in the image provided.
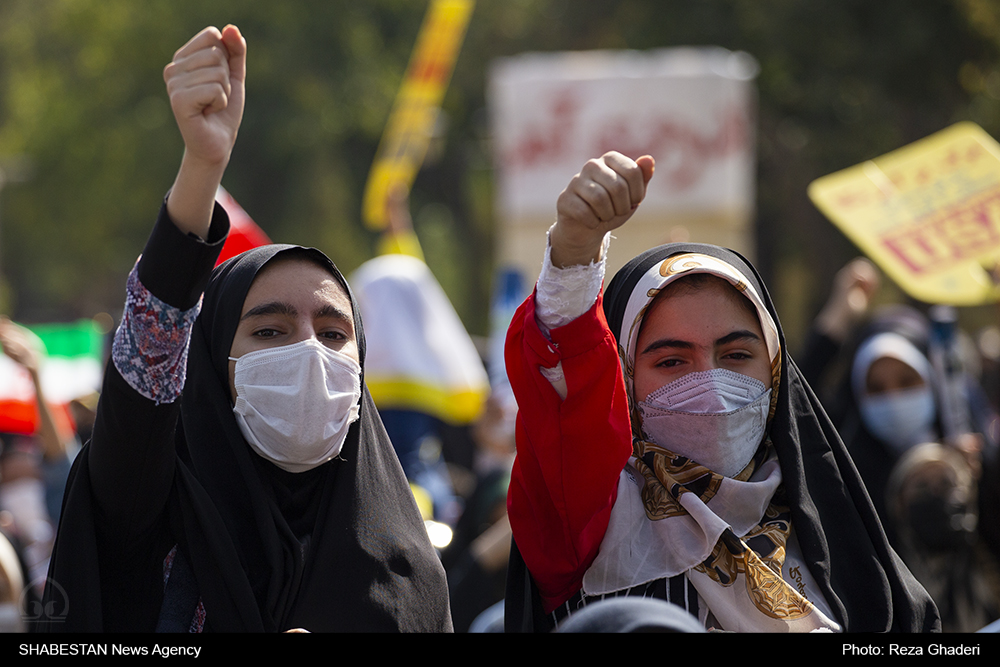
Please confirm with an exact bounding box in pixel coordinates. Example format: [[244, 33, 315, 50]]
[[41, 243, 451, 632], [175, 244, 451, 631], [506, 242, 938, 632], [829, 306, 936, 535]]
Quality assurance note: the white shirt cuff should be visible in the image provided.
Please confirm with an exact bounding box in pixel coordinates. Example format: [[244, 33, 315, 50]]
[[534, 230, 610, 336]]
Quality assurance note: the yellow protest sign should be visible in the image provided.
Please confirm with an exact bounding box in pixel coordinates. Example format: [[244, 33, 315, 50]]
[[808, 122, 1000, 305], [362, 0, 475, 230]]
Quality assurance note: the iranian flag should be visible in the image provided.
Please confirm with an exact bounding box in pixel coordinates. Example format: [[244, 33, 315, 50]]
[[0, 320, 105, 435], [215, 186, 271, 266]]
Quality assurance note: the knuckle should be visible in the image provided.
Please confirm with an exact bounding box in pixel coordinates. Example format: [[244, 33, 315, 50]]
[[582, 180, 605, 200], [568, 173, 590, 193], [608, 177, 628, 197]]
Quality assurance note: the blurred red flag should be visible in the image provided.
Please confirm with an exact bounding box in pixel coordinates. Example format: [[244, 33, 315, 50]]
[[215, 186, 272, 266]]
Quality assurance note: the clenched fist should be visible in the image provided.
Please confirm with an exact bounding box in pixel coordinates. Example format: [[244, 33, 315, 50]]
[[550, 152, 655, 268], [163, 25, 246, 239], [164, 25, 246, 167]]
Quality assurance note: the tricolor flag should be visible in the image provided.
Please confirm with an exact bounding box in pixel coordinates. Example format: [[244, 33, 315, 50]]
[[0, 320, 105, 435], [215, 186, 272, 267]]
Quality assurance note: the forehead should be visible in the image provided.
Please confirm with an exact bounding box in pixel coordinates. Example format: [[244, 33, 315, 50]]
[[868, 355, 921, 377], [241, 257, 353, 315], [638, 276, 764, 342], [618, 253, 781, 367], [865, 356, 924, 389]]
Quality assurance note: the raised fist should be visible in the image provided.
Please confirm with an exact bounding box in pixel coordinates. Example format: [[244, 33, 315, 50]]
[[163, 25, 246, 167], [551, 151, 655, 268]]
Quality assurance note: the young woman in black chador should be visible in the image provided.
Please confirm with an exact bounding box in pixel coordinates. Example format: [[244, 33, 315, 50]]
[[39, 26, 450, 632]]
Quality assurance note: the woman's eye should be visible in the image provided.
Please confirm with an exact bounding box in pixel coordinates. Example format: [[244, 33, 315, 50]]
[[253, 328, 281, 338]]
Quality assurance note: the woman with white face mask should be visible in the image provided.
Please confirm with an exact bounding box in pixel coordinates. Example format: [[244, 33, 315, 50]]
[[39, 26, 450, 632], [852, 330, 937, 457], [830, 306, 995, 551], [504, 152, 938, 632]]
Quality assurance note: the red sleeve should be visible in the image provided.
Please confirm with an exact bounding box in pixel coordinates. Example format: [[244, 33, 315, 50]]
[[504, 289, 633, 612]]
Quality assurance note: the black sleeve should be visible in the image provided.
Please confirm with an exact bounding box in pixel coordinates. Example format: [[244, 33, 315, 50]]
[[136, 197, 229, 309], [87, 197, 229, 552]]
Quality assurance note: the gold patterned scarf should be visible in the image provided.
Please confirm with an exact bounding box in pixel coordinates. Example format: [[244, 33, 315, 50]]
[[631, 438, 837, 630]]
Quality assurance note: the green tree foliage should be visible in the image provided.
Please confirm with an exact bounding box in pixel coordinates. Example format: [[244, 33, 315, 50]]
[[0, 0, 427, 322], [1, 0, 998, 346]]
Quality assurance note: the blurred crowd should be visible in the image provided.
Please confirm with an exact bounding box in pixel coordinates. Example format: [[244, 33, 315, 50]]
[[799, 258, 1000, 633]]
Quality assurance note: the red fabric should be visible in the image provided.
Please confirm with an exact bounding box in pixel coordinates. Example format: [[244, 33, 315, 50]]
[[213, 188, 271, 267], [215, 226, 270, 267], [504, 290, 633, 612], [0, 399, 74, 436]]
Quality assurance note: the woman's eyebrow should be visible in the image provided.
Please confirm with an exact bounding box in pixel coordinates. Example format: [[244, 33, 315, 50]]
[[640, 338, 693, 355], [715, 330, 761, 346], [240, 301, 297, 321], [640, 329, 761, 356], [315, 303, 353, 324]]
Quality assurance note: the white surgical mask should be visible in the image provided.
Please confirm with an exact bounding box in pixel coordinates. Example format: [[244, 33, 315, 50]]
[[637, 369, 771, 477], [231, 339, 362, 473], [858, 386, 936, 455]]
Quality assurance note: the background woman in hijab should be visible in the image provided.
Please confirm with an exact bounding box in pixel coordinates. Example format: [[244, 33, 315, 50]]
[[840, 309, 943, 524], [39, 25, 450, 632], [827, 307, 992, 536], [817, 305, 1000, 631], [504, 152, 937, 632]]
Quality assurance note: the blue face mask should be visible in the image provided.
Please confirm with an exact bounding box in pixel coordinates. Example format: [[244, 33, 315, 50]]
[[858, 386, 936, 455]]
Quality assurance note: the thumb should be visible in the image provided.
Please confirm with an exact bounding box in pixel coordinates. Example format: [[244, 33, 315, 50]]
[[637, 155, 655, 185], [221, 25, 246, 82]]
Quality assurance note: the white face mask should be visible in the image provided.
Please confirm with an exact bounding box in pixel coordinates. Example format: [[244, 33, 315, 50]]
[[858, 386, 936, 455], [637, 369, 771, 477], [231, 338, 362, 473]]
